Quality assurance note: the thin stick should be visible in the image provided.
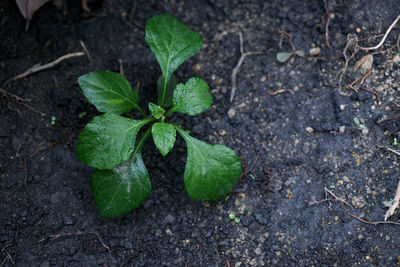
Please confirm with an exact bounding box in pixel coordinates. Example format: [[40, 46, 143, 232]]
[[384, 180, 400, 221], [240, 151, 261, 178], [348, 212, 400, 226], [377, 114, 400, 125], [230, 32, 263, 102], [310, 186, 400, 226], [360, 87, 378, 96], [368, 115, 400, 136], [3, 52, 84, 86], [40, 231, 111, 253], [268, 89, 294, 96], [377, 144, 400, 156], [358, 14, 400, 51], [0, 87, 31, 102], [80, 40, 93, 65], [323, 0, 332, 48], [324, 187, 352, 206], [359, 68, 372, 87]]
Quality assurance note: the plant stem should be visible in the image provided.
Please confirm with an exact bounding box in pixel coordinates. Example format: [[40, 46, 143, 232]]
[[165, 106, 176, 117], [134, 127, 152, 154]]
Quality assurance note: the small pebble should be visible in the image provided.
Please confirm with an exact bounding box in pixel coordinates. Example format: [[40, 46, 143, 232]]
[[227, 108, 236, 118], [339, 126, 346, 134], [309, 47, 321, 56], [305, 127, 314, 133], [192, 63, 201, 73], [219, 129, 226, 136]]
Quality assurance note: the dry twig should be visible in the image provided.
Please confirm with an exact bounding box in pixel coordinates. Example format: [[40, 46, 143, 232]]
[[376, 144, 400, 156], [40, 231, 111, 253], [324, 187, 352, 206], [3, 52, 84, 86], [0, 87, 31, 102], [240, 151, 261, 178], [0, 243, 14, 267], [323, 0, 333, 48], [80, 40, 93, 65], [310, 187, 400, 227], [348, 212, 400, 226], [384, 180, 400, 221], [358, 14, 400, 51], [268, 89, 294, 96], [230, 32, 263, 102], [340, 14, 400, 87]]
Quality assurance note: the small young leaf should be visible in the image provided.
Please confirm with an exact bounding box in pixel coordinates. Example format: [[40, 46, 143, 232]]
[[78, 71, 140, 114], [276, 52, 292, 63], [149, 102, 165, 119], [145, 14, 202, 107], [295, 50, 305, 57], [157, 75, 177, 108], [152, 122, 176, 156], [171, 77, 212, 116], [76, 113, 152, 169], [92, 150, 151, 217], [176, 126, 242, 202]]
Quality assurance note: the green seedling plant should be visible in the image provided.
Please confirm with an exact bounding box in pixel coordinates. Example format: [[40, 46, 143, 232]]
[[353, 117, 366, 130], [276, 50, 305, 63], [76, 14, 242, 217], [229, 213, 240, 223], [393, 138, 400, 148]]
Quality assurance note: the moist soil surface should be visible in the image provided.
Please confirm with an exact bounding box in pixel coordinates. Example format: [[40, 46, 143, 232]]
[[1, 0, 400, 266]]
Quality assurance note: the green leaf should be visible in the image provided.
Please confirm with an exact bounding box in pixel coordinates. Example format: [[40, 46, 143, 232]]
[[152, 122, 176, 156], [157, 75, 177, 108], [276, 52, 292, 63], [295, 50, 305, 57], [176, 126, 242, 202], [170, 77, 212, 116], [92, 130, 152, 217], [76, 113, 152, 169], [78, 71, 142, 114], [149, 102, 165, 119], [145, 14, 202, 107]]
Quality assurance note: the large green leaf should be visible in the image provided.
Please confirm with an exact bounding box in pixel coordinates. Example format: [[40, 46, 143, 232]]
[[145, 14, 202, 107], [78, 71, 142, 114], [175, 126, 242, 202], [76, 113, 152, 169], [92, 130, 152, 217], [152, 122, 176, 156], [157, 74, 177, 108], [170, 77, 212, 116]]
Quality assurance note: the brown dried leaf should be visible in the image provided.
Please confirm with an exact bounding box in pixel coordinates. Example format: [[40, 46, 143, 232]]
[[351, 54, 374, 74]]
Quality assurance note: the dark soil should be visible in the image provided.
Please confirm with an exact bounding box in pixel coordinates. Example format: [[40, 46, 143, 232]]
[[1, 0, 400, 266]]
